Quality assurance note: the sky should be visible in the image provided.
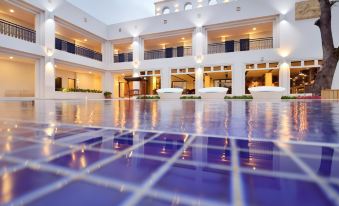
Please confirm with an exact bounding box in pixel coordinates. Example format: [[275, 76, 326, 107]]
[[67, 0, 155, 25]]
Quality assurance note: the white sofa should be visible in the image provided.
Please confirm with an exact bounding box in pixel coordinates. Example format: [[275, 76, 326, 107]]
[[249, 86, 286, 100], [157, 88, 183, 99], [198, 87, 228, 99]]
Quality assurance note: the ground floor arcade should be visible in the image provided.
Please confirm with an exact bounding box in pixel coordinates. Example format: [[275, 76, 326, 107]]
[[0, 52, 324, 99]]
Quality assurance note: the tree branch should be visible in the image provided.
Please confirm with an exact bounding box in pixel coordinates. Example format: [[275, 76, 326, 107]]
[[315, 18, 321, 27], [336, 46, 339, 60], [330, 0, 338, 7]]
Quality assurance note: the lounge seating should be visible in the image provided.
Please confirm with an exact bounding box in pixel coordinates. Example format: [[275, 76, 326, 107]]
[[248, 86, 286, 100], [198, 87, 228, 99], [156, 88, 183, 99]]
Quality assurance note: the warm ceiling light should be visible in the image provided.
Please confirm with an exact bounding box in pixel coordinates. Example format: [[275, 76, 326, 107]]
[[84, 39, 88, 42], [252, 27, 257, 31], [181, 37, 185, 40], [9, 9, 15, 13], [89, 71, 92, 74], [9, 56, 14, 60]]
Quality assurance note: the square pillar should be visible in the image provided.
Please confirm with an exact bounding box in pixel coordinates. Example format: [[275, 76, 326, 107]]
[[133, 37, 143, 63], [36, 57, 55, 99], [102, 71, 113, 93], [232, 63, 246, 96], [279, 62, 291, 95], [192, 27, 207, 57], [161, 68, 171, 88], [102, 41, 113, 66], [195, 67, 204, 93]]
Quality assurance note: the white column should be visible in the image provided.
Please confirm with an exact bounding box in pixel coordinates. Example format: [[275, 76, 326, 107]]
[[272, 17, 280, 48], [102, 71, 113, 93], [102, 41, 113, 66], [195, 67, 204, 93], [35, 11, 56, 98], [279, 62, 291, 95], [161, 68, 171, 88], [192, 27, 207, 57], [132, 37, 143, 91], [232, 63, 246, 96], [133, 71, 140, 91], [132, 36, 142, 63], [42, 57, 56, 99]]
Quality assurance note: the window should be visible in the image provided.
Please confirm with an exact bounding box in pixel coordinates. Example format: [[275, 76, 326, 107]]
[[208, 0, 218, 5], [162, 7, 170, 14], [184, 2, 193, 11]]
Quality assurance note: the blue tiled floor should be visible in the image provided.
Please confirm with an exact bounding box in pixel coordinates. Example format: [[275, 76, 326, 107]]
[[0, 100, 339, 206]]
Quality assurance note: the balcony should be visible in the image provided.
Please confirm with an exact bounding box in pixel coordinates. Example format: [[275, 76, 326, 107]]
[[55, 38, 102, 61], [114, 52, 133, 63], [0, 19, 36, 43], [208, 37, 273, 54], [144, 46, 192, 60]]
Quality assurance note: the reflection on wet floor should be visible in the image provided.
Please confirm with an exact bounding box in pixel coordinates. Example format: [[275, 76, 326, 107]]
[[0, 100, 339, 206]]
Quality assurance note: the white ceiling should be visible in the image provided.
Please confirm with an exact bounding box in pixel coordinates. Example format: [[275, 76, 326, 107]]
[[66, 0, 155, 25]]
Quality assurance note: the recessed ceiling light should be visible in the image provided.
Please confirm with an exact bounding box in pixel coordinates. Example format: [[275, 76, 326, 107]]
[[181, 37, 185, 40], [9, 56, 14, 59], [84, 39, 88, 42], [89, 71, 92, 74], [252, 27, 257, 31], [9, 9, 15, 13]]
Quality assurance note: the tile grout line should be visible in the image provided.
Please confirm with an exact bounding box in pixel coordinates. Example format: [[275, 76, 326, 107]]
[[2, 117, 339, 148], [276, 142, 339, 205], [8, 132, 164, 206], [121, 135, 203, 206], [230, 138, 245, 206]]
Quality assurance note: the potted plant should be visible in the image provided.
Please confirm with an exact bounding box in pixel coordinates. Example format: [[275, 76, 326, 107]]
[[104, 91, 112, 99]]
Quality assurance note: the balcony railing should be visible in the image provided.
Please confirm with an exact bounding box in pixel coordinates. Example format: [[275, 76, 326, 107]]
[[144, 46, 192, 60], [114, 52, 133, 63], [55, 38, 102, 61], [0, 19, 36, 43], [208, 37, 273, 54]]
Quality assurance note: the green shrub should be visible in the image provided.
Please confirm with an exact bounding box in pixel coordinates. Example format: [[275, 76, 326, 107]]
[[104, 91, 112, 96], [281, 96, 297, 99], [137, 95, 160, 99], [56, 88, 102, 93], [224, 95, 253, 99], [180, 96, 202, 99]]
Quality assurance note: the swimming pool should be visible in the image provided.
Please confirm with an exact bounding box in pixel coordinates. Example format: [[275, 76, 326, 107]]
[[0, 99, 338, 206]]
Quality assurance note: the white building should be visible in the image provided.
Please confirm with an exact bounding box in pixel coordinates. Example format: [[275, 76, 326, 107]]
[[0, 0, 338, 99]]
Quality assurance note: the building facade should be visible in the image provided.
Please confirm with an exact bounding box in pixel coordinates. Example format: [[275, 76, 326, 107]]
[[0, 0, 338, 99]]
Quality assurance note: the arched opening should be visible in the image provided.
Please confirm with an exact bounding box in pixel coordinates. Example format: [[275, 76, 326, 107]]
[[184, 2, 193, 11]]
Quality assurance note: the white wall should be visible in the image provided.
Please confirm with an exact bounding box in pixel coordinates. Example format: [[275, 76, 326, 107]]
[[1, 0, 339, 98], [0, 59, 35, 97], [55, 69, 102, 90]]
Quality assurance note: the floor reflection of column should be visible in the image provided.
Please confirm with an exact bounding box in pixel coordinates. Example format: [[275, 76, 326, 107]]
[[132, 101, 140, 130], [103, 101, 113, 126], [331, 103, 339, 138], [157, 101, 183, 132], [195, 101, 203, 134], [36, 100, 56, 124], [230, 101, 247, 138], [279, 101, 292, 142]]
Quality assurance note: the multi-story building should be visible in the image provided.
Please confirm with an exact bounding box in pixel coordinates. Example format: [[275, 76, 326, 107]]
[[0, 0, 338, 99]]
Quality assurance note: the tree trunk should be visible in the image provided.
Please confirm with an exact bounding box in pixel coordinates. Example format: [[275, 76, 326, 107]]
[[313, 0, 339, 95]]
